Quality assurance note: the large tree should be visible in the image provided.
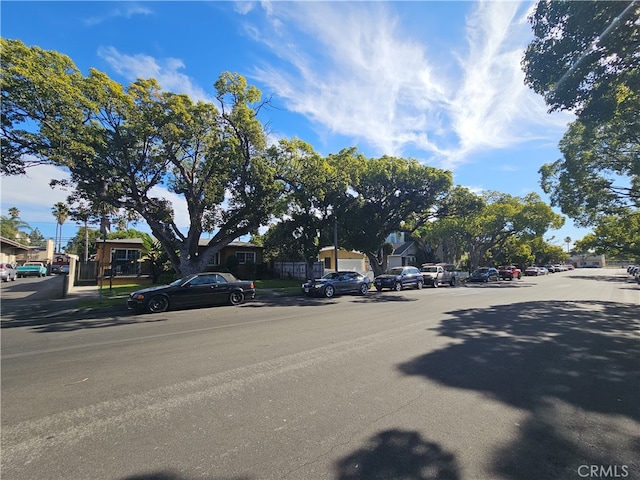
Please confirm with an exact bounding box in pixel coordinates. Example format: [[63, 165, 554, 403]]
[[51, 201, 69, 253], [522, 2, 640, 226], [337, 152, 453, 276], [446, 192, 565, 271], [574, 211, 640, 260], [261, 139, 350, 279], [1, 39, 284, 275], [522, 1, 639, 123]]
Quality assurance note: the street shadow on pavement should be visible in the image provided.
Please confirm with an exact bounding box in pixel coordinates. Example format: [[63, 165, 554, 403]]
[[333, 429, 459, 480], [397, 300, 640, 480], [121, 472, 250, 480], [0, 306, 167, 332]]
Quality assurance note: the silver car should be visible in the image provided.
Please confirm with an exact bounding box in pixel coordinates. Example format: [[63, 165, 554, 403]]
[[0, 263, 17, 282]]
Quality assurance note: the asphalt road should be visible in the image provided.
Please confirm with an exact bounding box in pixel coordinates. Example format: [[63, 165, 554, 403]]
[[2, 269, 639, 480]]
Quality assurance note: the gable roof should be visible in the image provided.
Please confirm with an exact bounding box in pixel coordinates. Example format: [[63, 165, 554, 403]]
[[392, 241, 415, 255]]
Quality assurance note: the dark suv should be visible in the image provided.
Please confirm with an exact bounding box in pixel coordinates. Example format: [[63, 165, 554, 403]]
[[374, 266, 423, 291]]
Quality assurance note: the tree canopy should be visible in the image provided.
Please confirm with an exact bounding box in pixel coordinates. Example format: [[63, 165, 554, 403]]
[[523, 1, 639, 230], [522, 1, 640, 123], [2, 38, 284, 275]]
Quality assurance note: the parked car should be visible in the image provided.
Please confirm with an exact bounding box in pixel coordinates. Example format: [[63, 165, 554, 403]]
[[420, 263, 458, 287], [374, 266, 423, 291], [524, 266, 541, 276], [0, 263, 17, 282], [16, 262, 47, 278], [302, 271, 370, 298], [544, 265, 556, 273], [469, 267, 499, 283], [498, 265, 522, 280], [127, 272, 255, 313]]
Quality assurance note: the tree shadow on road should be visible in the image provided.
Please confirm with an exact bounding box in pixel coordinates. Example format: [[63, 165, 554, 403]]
[[121, 471, 250, 480], [334, 429, 459, 480], [0, 307, 167, 332], [397, 300, 640, 479]]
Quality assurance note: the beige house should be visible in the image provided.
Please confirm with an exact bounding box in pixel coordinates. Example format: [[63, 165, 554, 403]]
[[318, 246, 370, 273]]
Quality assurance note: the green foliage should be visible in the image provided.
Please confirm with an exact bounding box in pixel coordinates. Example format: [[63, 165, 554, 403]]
[[2, 39, 284, 276], [522, 1, 640, 123], [338, 153, 453, 275], [27, 228, 46, 247], [540, 112, 640, 227], [574, 211, 640, 260], [0, 211, 31, 241], [524, 2, 639, 240], [65, 227, 101, 258]]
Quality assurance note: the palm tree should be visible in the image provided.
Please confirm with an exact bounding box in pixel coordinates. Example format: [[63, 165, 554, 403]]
[[52, 202, 70, 253], [0, 214, 31, 241], [564, 236, 572, 254]]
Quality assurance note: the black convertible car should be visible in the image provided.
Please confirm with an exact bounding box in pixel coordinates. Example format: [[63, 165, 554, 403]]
[[127, 272, 255, 313], [302, 271, 371, 298]]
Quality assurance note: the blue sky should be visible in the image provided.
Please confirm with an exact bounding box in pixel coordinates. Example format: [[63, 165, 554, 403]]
[[1, 1, 589, 249]]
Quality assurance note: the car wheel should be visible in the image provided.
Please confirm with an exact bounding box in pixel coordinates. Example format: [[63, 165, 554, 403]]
[[518, 273, 522, 279], [359, 283, 369, 295], [324, 285, 335, 298], [450, 277, 456, 287], [375, 286, 383, 292], [431, 279, 438, 288], [146, 295, 169, 313], [229, 291, 245, 305], [394, 282, 403, 292]]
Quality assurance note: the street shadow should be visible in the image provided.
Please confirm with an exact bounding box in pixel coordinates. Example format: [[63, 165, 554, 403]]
[[567, 274, 630, 283], [397, 300, 640, 479], [121, 471, 250, 480], [334, 429, 459, 480], [0, 306, 167, 331]]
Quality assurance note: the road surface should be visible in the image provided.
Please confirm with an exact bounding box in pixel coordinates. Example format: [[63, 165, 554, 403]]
[[2, 269, 639, 480]]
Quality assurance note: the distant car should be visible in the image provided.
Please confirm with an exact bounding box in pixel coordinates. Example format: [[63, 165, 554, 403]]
[[544, 265, 556, 273], [60, 265, 70, 274], [538, 266, 549, 275], [0, 263, 17, 282], [127, 272, 255, 313], [498, 265, 522, 280], [469, 267, 499, 283], [524, 266, 541, 276], [16, 262, 47, 278], [420, 263, 458, 287], [302, 271, 370, 298], [374, 266, 423, 291]]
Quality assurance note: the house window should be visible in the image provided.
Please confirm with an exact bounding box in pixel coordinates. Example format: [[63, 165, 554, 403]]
[[207, 252, 221, 266], [236, 252, 256, 265], [406, 255, 416, 266], [324, 257, 332, 269], [110, 248, 141, 275]]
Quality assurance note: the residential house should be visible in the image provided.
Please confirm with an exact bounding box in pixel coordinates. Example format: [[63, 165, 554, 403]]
[[385, 232, 423, 268], [95, 237, 263, 284], [318, 246, 370, 273], [0, 236, 30, 265]]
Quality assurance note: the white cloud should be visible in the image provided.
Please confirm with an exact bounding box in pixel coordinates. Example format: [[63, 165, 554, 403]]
[[84, 4, 152, 27], [97, 47, 212, 102], [245, 1, 573, 170], [0, 165, 72, 224]]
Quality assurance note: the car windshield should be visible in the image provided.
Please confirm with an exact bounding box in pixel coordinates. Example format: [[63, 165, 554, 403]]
[[321, 272, 340, 280], [420, 267, 438, 272], [386, 267, 405, 275], [474, 268, 490, 274]]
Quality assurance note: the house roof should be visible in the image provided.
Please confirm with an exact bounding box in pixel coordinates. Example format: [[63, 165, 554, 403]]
[[198, 239, 261, 249], [392, 241, 415, 255], [0, 236, 30, 251], [98, 237, 261, 249]]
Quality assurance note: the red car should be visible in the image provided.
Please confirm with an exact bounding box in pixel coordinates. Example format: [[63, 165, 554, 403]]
[[498, 265, 522, 280]]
